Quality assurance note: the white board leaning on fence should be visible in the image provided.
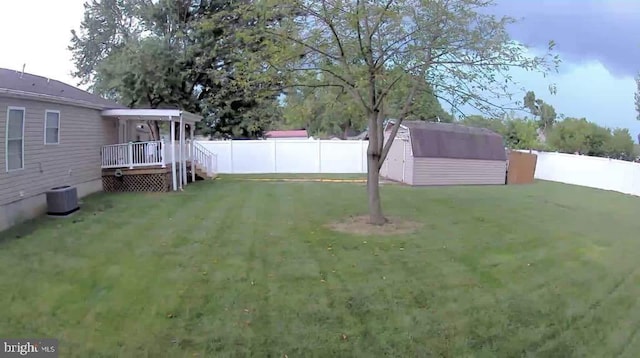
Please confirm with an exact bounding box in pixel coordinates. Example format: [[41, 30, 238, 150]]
[[197, 140, 369, 174]]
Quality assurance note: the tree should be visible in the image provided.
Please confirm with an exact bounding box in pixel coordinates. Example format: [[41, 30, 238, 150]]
[[458, 115, 542, 150], [386, 70, 453, 122], [523, 90, 556, 131], [280, 68, 453, 138], [459, 115, 507, 135], [69, 0, 285, 139], [547, 118, 635, 160], [255, 0, 558, 224], [605, 128, 635, 160], [635, 75, 640, 121], [278, 71, 367, 137], [281, 84, 366, 138], [93, 37, 195, 139], [503, 118, 540, 150], [547, 117, 592, 154], [69, 0, 145, 89]]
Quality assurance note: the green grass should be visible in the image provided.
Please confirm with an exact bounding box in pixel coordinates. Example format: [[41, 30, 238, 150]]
[[220, 173, 366, 179], [1, 179, 640, 357]]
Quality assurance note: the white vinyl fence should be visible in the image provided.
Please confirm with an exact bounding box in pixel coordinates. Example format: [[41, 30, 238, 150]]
[[528, 151, 640, 197], [197, 140, 369, 174], [196, 141, 640, 197]]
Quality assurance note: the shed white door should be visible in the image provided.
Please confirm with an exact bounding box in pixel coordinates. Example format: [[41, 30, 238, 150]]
[[386, 138, 406, 183]]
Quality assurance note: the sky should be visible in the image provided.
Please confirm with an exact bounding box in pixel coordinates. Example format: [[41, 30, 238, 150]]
[[0, 0, 639, 138]]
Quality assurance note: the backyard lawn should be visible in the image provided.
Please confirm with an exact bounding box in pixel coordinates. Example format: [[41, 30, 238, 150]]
[[2, 177, 640, 357]]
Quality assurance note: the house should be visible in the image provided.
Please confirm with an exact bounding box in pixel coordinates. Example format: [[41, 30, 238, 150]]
[[380, 121, 507, 185], [264, 129, 309, 140], [0, 68, 215, 231]]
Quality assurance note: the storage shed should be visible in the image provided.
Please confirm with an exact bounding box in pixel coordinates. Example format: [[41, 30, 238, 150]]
[[380, 121, 507, 185]]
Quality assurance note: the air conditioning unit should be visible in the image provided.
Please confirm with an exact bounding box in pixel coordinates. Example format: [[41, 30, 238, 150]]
[[46, 186, 79, 216]]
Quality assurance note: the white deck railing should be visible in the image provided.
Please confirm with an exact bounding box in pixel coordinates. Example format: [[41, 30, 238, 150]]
[[101, 140, 217, 178], [101, 141, 166, 169], [192, 141, 217, 176]]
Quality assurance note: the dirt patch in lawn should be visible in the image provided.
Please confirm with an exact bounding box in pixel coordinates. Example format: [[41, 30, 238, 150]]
[[327, 215, 423, 236]]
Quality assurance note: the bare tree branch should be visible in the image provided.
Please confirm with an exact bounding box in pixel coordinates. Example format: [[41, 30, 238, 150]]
[[379, 75, 421, 169]]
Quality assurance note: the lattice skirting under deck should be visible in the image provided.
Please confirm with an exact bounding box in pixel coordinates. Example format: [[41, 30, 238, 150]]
[[103, 173, 172, 192]]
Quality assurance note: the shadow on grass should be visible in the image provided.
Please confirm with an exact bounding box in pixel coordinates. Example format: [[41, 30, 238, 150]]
[[0, 192, 117, 246]]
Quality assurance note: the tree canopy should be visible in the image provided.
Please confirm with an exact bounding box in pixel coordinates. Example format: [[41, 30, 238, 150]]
[[69, 0, 285, 139], [523, 91, 557, 131], [543, 118, 635, 160]]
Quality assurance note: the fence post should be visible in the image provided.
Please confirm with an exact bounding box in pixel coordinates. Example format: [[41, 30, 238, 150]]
[[229, 140, 234, 174], [318, 139, 322, 173], [128, 141, 134, 169], [273, 140, 277, 173], [361, 140, 367, 173]]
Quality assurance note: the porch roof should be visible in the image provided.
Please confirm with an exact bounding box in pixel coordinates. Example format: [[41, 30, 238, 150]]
[[101, 109, 202, 123]]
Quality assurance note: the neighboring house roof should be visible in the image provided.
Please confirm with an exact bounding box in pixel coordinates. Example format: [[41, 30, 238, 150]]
[[265, 130, 309, 138], [402, 121, 507, 161], [0, 68, 124, 110], [347, 130, 369, 140]]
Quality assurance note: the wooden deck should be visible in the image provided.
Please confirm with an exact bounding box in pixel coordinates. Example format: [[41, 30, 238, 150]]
[[102, 165, 173, 176], [102, 163, 215, 193], [100, 141, 217, 192]]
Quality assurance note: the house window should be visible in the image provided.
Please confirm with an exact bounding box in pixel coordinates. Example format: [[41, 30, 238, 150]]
[[6, 107, 25, 171], [45, 110, 60, 144]]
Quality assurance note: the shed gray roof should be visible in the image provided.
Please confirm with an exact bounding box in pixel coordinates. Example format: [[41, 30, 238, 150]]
[[403, 121, 507, 161], [0, 68, 124, 109]]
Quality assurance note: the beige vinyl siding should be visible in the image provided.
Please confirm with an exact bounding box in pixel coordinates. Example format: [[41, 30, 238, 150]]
[[0, 96, 118, 205], [412, 158, 507, 185]]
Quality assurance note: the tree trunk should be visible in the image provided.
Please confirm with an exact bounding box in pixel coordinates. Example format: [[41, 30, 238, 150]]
[[366, 113, 386, 225], [367, 153, 386, 225]]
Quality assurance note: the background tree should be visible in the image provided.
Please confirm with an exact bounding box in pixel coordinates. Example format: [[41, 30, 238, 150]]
[[458, 115, 543, 150], [69, 0, 285, 139], [635, 75, 640, 120], [547, 118, 634, 160], [459, 115, 507, 135], [503, 118, 540, 150], [605, 128, 635, 160], [386, 70, 453, 122], [523, 90, 557, 131], [280, 85, 366, 138], [547, 118, 596, 155], [255, 0, 558, 224]]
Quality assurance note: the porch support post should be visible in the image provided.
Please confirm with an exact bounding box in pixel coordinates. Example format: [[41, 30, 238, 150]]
[[170, 116, 177, 191], [179, 115, 184, 190], [182, 118, 187, 186], [190, 123, 195, 183], [160, 139, 166, 168]]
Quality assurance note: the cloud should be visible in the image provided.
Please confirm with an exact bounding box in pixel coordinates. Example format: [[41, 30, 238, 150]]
[[454, 60, 640, 135], [512, 61, 639, 131], [493, 0, 640, 77]]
